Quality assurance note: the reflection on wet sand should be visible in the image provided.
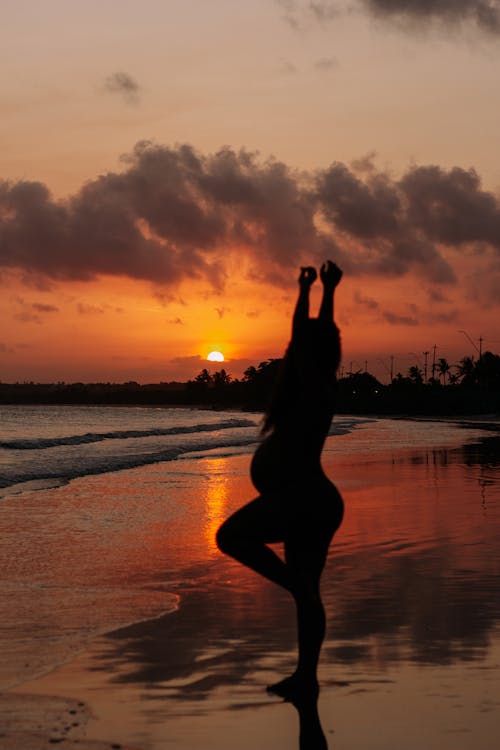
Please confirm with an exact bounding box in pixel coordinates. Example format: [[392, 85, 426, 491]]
[[4, 423, 500, 749], [291, 687, 328, 750], [65, 429, 499, 748]]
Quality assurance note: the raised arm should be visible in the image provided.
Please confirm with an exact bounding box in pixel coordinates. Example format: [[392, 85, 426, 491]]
[[293, 266, 317, 338], [319, 260, 342, 324]]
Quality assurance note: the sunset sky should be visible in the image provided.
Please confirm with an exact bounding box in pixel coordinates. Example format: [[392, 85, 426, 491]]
[[2, 0, 500, 383]]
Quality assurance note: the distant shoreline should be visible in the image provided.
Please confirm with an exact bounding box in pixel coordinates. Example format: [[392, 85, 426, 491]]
[[1, 381, 499, 417]]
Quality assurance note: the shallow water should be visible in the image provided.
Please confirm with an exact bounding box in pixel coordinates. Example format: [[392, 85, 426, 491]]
[[2, 416, 500, 748], [0, 404, 368, 494]]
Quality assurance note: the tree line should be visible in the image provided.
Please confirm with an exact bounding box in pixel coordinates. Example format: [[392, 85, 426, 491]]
[[1, 351, 499, 414]]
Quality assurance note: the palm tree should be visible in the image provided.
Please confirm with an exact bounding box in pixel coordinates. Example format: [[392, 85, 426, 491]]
[[456, 356, 476, 386], [213, 369, 231, 387], [194, 368, 212, 385], [408, 365, 423, 384], [437, 357, 450, 385]]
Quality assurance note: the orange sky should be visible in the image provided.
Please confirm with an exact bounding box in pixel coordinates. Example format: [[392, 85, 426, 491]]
[[1, 0, 499, 383]]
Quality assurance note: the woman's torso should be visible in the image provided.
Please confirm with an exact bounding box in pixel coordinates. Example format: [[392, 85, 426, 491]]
[[250, 395, 334, 495]]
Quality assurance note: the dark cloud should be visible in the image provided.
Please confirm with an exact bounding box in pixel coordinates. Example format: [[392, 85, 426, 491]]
[[168, 317, 184, 325], [350, 151, 378, 175], [316, 162, 401, 239], [362, 0, 500, 33], [399, 165, 500, 249], [277, 1, 500, 34], [103, 72, 142, 103], [383, 310, 419, 326], [2, 141, 500, 293], [32, 302, 59, 313]]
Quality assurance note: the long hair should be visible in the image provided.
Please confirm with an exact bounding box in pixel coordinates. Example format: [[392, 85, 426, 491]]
[[261, 319, 340, 436]]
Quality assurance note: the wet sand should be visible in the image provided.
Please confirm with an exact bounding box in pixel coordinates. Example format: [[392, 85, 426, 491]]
[[2, 420, 500, 749]]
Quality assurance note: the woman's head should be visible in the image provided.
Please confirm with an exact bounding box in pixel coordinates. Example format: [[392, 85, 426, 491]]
[[261, 318, 340, 435], [291, 318, 341, 376]]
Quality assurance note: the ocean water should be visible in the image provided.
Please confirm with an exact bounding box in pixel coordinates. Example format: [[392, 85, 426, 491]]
[[1, 408, 500, 749], [0, 405, 487, 496], [0, 405, 260, 496]]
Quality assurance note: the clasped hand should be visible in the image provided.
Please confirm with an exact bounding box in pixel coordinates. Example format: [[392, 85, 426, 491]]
[[299, 261, 342, 289]]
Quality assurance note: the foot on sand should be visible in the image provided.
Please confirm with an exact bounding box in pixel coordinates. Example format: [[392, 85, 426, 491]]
[[266, 673, 319, 702]]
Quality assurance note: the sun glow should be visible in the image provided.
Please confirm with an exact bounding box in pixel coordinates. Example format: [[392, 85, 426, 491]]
[[207, 351, 224, 362]]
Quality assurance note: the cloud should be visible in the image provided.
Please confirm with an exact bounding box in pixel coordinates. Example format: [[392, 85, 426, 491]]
[[10, 296, 58, 323], [427, 287, 450, 303], [362, 0, 500, 33], [14, 311, 41, 324], [2, 141, 500, 296], [278, 58, 298, 74], [152, 291, 183, 307], [32, 302, 59, 313], [276, 0, 303, 29], [399, 165, 500, 248], [313, 56, 338, 71], [276, 0, 500, 34], [309, 1, 339, 22], [77, 303, 105, 314], [0, 142, 319, 289], [426, 309, 459, 323], [350, 151, 378, 175], [168, 317, 184, 325], [354, 290, 379, 309], [103, 72, 141, 103], [382, 310, 419, 326]]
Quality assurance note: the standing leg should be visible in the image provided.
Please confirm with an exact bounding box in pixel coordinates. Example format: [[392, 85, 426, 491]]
[[287, 525, 334, 684], [267, 518, 340, 700]]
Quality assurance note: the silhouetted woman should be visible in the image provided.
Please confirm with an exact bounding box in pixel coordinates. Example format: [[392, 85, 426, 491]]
[[216, 260, 344, 707]]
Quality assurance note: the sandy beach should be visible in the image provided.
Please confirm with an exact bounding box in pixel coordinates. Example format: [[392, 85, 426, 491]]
[[2, 419, 500, 749]]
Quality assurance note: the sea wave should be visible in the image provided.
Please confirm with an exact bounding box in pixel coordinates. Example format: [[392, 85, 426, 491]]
[[0, 435, 259, 494], [0, 417, 257, 451], [0, 411, 370, 497]]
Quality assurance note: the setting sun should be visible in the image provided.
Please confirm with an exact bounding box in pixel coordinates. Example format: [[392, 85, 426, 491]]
[[207, 351, 224, 363]]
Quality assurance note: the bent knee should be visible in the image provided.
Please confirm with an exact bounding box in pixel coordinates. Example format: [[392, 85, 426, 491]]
[[215, 521, 236, 555], [216, 519, 252, 557]]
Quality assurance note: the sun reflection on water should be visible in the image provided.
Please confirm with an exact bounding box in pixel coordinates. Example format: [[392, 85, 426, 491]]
[[203, 458, 230, 556]]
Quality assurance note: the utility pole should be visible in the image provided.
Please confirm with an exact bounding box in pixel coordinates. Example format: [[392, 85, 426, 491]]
[[423, 351, 429, 382], [390, 355, 394, 383], [479, 336, 483, 359], [365, 360, 368, 373], [431, 344, 437, 381]]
